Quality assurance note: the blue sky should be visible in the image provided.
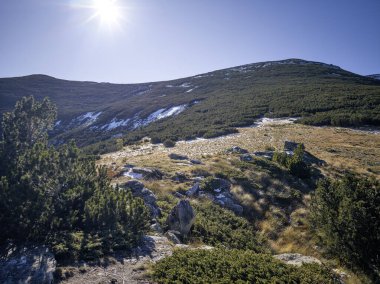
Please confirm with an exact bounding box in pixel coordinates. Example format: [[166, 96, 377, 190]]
[[0, 0, 379, 83]]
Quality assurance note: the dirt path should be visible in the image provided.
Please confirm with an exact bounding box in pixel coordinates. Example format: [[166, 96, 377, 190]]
[[59, 235, 173, 284]]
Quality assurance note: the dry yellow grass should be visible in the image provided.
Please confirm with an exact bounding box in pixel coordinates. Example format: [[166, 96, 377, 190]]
[[99, 123, 380, 178]]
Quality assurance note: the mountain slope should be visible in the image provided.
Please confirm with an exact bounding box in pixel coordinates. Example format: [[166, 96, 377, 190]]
[[1, 59, 380, 147]]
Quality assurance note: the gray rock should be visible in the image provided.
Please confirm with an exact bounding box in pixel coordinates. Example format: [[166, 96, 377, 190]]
[[165, 231, 182, 244], [171, 172, 188, 183], [274, 253, 322, 266], [240, 153, 253, 161], [190, 159, 202, 165], [227, 203, 244, 215], [253, 151, 274, 159], [168, 153, 188, 160], [173, 192, 185, 199], [284, 141, 303, 152], [124, 180, 145, 191], [198, 191, 215, 200], [132, 167, 163, 180], [186, 182, 200, 197], [0, 246, 56, 284], [124, 182, 161, 219], [150, 222, 163, 233], [226, 146, 249, 154], [166, 200, 196, 237]]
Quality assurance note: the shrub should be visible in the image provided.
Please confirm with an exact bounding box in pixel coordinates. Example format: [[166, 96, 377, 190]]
[[153, 249, 338, 283], [190, 202, 266, 252], [163, 139, 175, 148], [150, 136, 162, 144], [310, 174, 380, 280], [273, 144, 310, 179]]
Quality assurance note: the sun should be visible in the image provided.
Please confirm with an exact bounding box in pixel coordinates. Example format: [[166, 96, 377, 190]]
[[91, 0, 123, 27]]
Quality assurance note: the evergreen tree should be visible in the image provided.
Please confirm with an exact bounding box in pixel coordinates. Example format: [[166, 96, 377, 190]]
[[310, 174, 380, 279], [0, 96, 150, 261]]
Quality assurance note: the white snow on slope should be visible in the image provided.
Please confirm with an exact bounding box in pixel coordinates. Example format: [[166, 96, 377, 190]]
[[76, 112, 102, 123], [101, 118, 130, 131], [186, 86, 198, 93], [179, 82, 192, 88], [133, 104, 188, 129]]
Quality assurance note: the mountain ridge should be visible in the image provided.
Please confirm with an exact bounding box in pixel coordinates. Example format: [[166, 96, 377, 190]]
[[1, 58, 380, 149]]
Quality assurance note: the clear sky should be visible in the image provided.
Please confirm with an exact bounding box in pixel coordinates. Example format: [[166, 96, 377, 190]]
[[0, 0, 379, 83]]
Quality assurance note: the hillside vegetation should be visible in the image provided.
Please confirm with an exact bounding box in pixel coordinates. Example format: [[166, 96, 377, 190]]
[[1, 59, 379, 150]]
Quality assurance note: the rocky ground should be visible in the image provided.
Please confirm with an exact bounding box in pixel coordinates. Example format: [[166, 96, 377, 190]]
[[58, 235, 173, 284], [100, 123, 380, 177]]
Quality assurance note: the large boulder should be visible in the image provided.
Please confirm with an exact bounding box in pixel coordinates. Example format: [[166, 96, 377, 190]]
[[131, 167, 163, 180], [124, 181, 161, 218], [0, 246, 56, 284], [166, 200, 196, 237]]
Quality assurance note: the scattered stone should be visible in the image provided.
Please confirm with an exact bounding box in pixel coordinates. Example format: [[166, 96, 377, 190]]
[[124, 182, 161, 218], [198, 191, 215, 200], [193, 176, 205, 182], [124, 180, 145, 191], [333, 268, 349, 282], [227, 203, 244, 215], [186, 182, 200, 197], [240, 153, 253, 161], [190, 159, 202, 165], [0, 246, 56, 284], [253, 151, 274, 159], [132, 167, 163, 180], [173, 192, 185, 199], [150, 222, 163, 233], [165, 231, 182, 244], [171, 172, 189, 183], [166, 200, 196, 237], [168, 153, 188, 160], [226, 146, 249, 154], [274, 253, 322, 266]]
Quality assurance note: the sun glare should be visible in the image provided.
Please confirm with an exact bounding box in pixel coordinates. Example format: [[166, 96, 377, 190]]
[[92, 0, 121, 25]]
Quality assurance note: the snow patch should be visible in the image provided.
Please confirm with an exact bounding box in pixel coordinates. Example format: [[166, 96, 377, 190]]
[[194, 74, 213, 78], [186, 87, 197, 93], [132, 104, 188, 129], [102, 118, 130, 131], [252, 117, 299, 127], [179, 82, 192, 88], [73, 111, 102, 126], [123, 169, 143, 179]]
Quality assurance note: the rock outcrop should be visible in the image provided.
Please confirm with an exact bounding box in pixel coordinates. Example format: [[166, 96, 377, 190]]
[[132, 167, 163, 180], [166, 200, 196, 237], [274, 253, 322, 266], [0, 246, 56, 284], [124, 180, 161, 219], [226, 146, 249, 154], [186, 182, 200, 197], [168, 153, 189, 160]]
